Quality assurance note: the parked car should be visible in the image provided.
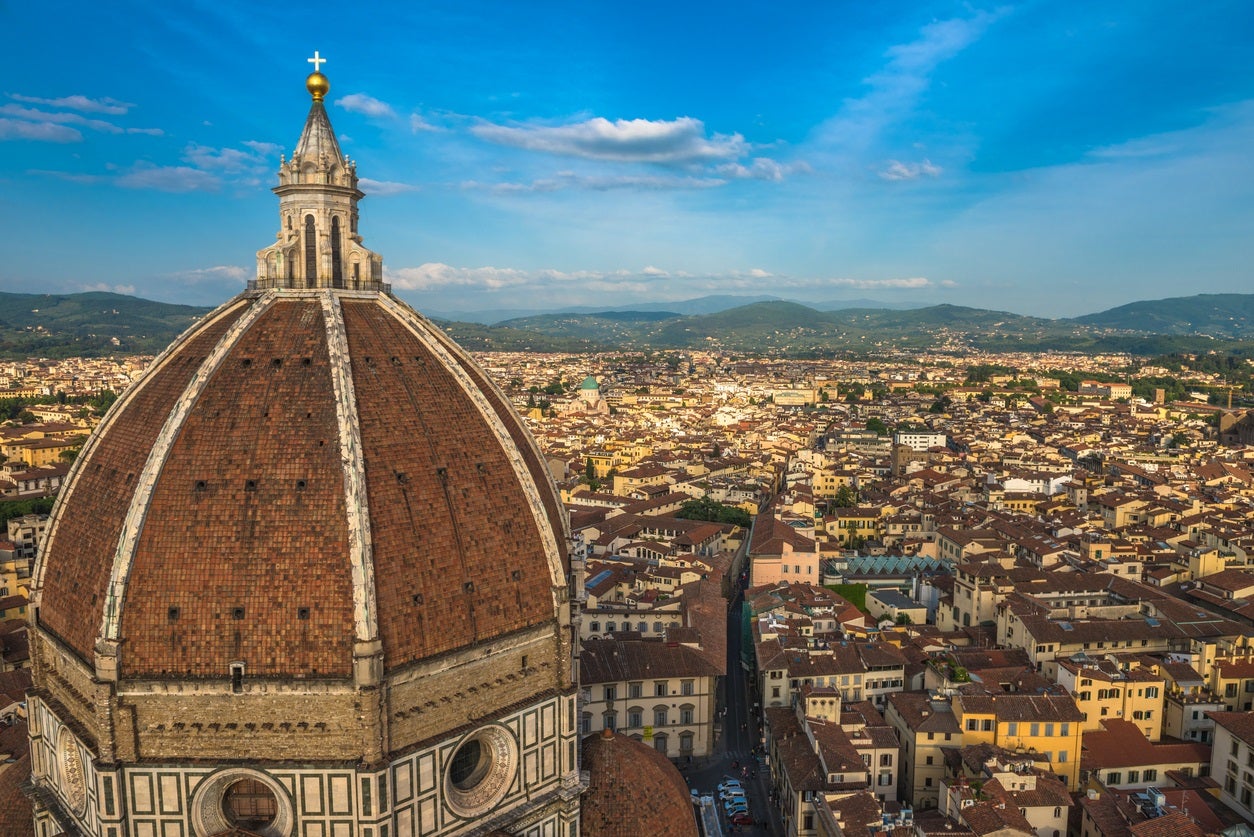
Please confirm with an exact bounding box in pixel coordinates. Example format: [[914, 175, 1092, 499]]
[[731, 812, 754, 825], [723, 801, 749, 816]]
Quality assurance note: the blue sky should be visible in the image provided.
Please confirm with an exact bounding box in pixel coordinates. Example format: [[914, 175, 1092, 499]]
[[3, 1, 1253, 319]]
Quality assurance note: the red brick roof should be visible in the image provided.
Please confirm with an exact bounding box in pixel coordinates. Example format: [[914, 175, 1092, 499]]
[[581, 730, 697, 837], [37, 293, 568, 678]]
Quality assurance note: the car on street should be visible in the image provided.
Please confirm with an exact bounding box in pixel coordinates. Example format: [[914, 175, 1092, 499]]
[[731, 812, 754, 825]]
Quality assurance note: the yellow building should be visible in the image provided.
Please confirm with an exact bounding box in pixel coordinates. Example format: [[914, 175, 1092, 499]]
[[953, 694, 1084, 789], [1056, 659, 1165, 740]]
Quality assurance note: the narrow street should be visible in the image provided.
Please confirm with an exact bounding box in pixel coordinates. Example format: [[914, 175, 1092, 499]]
[[682, 564, 784, 836]]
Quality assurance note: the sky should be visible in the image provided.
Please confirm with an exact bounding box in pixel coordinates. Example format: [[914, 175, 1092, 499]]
[[2, 1, 1253, 320]]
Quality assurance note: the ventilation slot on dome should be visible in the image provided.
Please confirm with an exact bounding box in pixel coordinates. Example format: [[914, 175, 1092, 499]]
[[296, 479, 307, 491], [232, 607, 246, 620], [194, 480, 207, 492], [302, 357, 312, 366], [245, 479, 257, 491], [511, 570, 522, 581], [463, 582, 475, 593], [241, 358, 252, 368], [412, 593, 424, 605], [168, 606, 180, 621], [297, 607, 310, 620], [271, 358, 282, 367]]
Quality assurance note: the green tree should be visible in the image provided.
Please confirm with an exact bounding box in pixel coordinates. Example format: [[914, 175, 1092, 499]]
[[832, 485, 858, 508], [865, 417, 889, 436], [675, 497, 752, 527]]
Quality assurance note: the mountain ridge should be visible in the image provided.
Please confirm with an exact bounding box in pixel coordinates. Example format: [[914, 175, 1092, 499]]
[[4, 289, 1254, 358]]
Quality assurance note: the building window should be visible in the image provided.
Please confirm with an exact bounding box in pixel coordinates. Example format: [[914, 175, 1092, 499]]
[[1107, 772, 1121, 785], [880, 754, 893, 767], [1007, 722, 1017, 736], [603, 712, 616, 731], [680, 706, 694, 725], [1143, 769, 1156, 781], [682, 680, 694, 696], [1060, 723, 1069, 736], [304, 215, 316, 286], [330, 216, 343, 287], [629, 682, 642, 699], [222, 779, 278, 832], [628, 710, 642, 728], [1128, 770, 1139, 784], [967, 720, 978, 731], [581, 713, 592, 735], [589, 621, 600, 632], [603, 686, 616, 701], [655, 681, 668, 697]]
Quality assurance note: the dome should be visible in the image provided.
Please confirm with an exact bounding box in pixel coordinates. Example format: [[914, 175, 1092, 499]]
[[33, 290, 569, 679], [580, 730, 698, 837], [26, 56, 582, 836]]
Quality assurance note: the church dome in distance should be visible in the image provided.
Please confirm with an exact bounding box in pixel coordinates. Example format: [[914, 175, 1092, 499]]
[[580, 730, 699, 837]]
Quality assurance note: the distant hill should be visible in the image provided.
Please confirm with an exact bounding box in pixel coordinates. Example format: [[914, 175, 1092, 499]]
[[1072, 293, 1254, 337], [0, 291, 209, 357], [9, 289, 1254, 358], [422, 293, 922, 323]]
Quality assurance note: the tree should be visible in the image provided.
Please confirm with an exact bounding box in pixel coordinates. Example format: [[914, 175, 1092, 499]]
[[832, 485, 858, 508], [865, 417, 889, 436], [585, 458, 596, 481], [675, 497, 752, 528]]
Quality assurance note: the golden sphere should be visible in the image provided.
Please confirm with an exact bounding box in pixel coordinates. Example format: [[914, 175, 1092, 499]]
[[306, 72, 330, 101]]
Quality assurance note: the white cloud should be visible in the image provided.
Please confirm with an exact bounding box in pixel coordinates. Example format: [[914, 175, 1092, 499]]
[[182, 142, 269, 173], [171, 265, 249, 283], [463, 171, 725, 193], [0, 102, 162, 137], [0, 118, 81, 142], [388, 263, 608, 291], [472, 116, 747, 164], [9, 93, 133, 114], [116, 163, 221, 192], [715, 157, 809, 181], [336, 93, 395, 118], [824, 276, 932, 289], [79, 282, 137, 294], [641, 265, 669, 276], [878, 159, 942, 180], [359, 178, 418, 195], [410, 113, 441, 132]]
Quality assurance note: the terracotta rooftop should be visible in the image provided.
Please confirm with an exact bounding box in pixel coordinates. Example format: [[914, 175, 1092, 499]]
[[36, 292, 569, 679], [580, 730, 697, 837]]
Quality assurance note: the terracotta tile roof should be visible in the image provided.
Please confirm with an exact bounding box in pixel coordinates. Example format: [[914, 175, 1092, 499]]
[[580, 637, 721, 684], [1080, 719, 1210, 770], [38, 293, 569, 678], [1208, 710, 1254, 746], [580, 730, 697, 837]]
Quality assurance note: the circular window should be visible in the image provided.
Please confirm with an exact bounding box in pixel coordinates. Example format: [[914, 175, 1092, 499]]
[[444, 725, 518, 819], [450, 738, 487, 789], [222, 778, 278, 831], [191, 769, 292, 837]]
